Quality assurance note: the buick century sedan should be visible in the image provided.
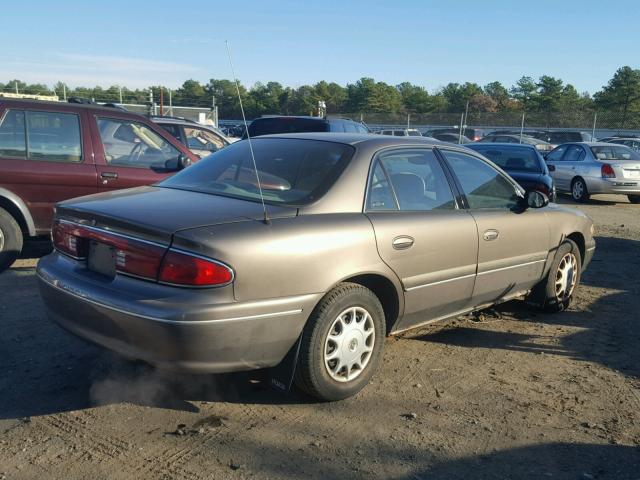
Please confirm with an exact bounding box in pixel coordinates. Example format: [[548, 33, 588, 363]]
[[37, 134, 595, 401]]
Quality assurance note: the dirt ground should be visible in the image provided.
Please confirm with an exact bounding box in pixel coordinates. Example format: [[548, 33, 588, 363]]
[[1, 195, 639, 480]]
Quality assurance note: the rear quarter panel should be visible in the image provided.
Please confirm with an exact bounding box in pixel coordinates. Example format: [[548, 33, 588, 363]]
[[171, 213, 404, 304]]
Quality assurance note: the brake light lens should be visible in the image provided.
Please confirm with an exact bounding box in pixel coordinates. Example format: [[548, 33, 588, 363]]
[[601, 164, 615, 178], [159, 250, 233, 286], [52, 221, 87, 258]]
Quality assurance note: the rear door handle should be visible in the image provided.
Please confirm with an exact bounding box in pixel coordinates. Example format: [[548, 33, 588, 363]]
[[101, 172, 118, 179], [483, 229, 499, 241], [392, 236, 414, 250]]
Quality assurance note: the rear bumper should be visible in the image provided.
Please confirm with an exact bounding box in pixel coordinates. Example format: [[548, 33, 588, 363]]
[[585, 177, 640, 195], [37, 252, 321, 373]]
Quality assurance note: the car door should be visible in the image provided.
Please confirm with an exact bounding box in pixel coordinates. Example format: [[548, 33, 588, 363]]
[[559, 144, 587, 188], [365, 147, 478, 332], [0, 106, 98, 234], [91, 115, 186, 191], [544, 144, 570, 190], [439, 149, 549, 306]]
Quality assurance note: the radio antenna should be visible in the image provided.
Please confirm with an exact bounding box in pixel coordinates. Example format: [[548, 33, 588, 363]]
[[225, 40, 270, 225]]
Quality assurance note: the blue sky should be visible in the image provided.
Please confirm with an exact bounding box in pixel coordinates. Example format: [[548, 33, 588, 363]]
[[1, 0, 638, 94]]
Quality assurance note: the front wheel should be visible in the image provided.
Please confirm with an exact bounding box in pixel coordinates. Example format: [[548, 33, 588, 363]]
[[571, 178, 590, 203], [294, 283, 385, 401], [532, 239, 582, 313], [628, 195, 640, 204]]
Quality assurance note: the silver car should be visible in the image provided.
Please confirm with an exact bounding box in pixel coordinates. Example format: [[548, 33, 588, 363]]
[[545, 142, 640, 204], [37, 134, 595, 401]]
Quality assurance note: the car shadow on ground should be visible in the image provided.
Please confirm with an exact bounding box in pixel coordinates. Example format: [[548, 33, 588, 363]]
[[402, 442, 640, 480], [411, 235, 640, 379], [555, 193, 630, 206]]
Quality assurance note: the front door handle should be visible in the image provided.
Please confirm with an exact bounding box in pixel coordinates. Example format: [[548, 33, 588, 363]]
[[392, 235, 414, 250], [483, 229, 499, 241], [101, 172, 118, 179]]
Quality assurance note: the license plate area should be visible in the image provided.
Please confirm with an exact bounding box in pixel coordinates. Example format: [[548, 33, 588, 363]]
[[88, 241, 116, 278]]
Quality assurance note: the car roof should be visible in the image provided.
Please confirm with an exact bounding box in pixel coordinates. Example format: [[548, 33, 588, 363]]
[[252, 132, 448, 147], [468, 142, 537, 149], [0, 97, 136, 115]]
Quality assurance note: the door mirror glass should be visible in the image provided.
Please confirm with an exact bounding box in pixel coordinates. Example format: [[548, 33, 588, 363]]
[[177, 154, 191, 170], [524, 190, 549, 209]]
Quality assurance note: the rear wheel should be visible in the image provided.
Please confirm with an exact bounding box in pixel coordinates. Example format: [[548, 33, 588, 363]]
[[294, 283, 385, 401], [0, 207, 23, 273], [532, 239, 582, 313], [571, 178, 590, 203], [628, 195, 640, 204]]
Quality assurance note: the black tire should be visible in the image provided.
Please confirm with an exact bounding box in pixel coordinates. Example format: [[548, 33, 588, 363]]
[[0, 207, 23, 273], [531, 239, 582, 313], [294, 282, 385, 401], [628, 195, 640, 204], [571, 177, 590, 203]]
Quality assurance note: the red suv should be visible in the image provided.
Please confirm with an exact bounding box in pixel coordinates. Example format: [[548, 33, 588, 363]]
[[0, 98, 198, 272]]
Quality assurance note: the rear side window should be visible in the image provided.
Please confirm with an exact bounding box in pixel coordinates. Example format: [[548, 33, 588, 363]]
[[545, 145, 568, 162], [0, 109, 26, 158], [442, 150, 520, 210], [28, 111, 82, 162], [368, 148, 456, 211], [158, 123, 182, 142], [471, 146, 543, 173]]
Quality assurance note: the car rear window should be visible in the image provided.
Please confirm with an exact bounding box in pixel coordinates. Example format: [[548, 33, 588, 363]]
[[247, 118, 329, 137], [159, 138, 354, 206], [590, 145, 640, 161], [469, 146, 543, 173]]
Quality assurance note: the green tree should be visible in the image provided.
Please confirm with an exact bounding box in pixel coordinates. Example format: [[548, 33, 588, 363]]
[[174, 79, 207, 107], [594, 66, 640, 128], [484, 81, 510, 110], [397, 82, 432, 113], [510, 76, 538, 110], [441, 82, 483, 111]]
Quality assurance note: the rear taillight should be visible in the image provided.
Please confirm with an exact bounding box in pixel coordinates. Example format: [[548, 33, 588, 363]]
[[52, 220, 164, 280], [601, 164, 616, 178], [159, 250, 233, 287]]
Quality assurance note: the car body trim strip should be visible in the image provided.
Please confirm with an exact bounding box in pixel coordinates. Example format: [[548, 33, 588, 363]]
[[477, 259, 546, 276], [38, 273, 303, 325]]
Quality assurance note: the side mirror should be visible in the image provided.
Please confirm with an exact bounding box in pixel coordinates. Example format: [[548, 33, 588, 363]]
[[177, 154, 192, 170], [547, 164, 555, 172], [524, 190, 549, 209]]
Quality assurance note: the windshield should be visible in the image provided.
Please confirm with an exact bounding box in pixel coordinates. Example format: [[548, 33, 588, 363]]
[[159, 138, 354, 206], [247, 118, 329, 137], [590, 145, 640, 161], [469, 146, 543, 173]]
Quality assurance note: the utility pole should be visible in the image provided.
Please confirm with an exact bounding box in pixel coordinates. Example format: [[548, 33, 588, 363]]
[[159, 87, 164, 116], [15, 81, 18, 94], [592, 112, 598, 140], [463, 100, 469, 138], [168, 89, 172, 116], [458, 113, 464, 144], [519, 112, 526, 143], [407, 113, 410, 130], [62, 84, 67, 101], [118, 86, 123, 104]]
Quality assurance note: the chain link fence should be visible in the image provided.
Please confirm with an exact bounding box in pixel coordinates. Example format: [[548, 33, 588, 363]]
[[345, 111, 640, 138]]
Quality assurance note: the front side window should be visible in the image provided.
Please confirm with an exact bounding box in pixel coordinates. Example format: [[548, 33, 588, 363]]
[[471, 146, 543, 173], [368, 148, 455, 211], [26, 111, 82, 162], [564, 145, 586, 162], [160, 138, 353, 206], [184, 126, 225, 152], [0, 109, 26, 159], [545, 144, 568, 162], [441, 150, 520, 210], [97, 118, 181, 168]]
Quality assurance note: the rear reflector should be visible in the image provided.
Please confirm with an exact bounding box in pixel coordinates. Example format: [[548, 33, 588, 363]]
[[159, 250, 233, 286]]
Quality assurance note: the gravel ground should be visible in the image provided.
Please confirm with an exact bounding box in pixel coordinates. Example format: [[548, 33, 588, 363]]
[[1, 194, 639, 480]]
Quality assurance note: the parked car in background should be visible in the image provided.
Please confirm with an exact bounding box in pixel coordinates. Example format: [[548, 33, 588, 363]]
[[604, 137, 640, 151], [152, 116, 232, 157], [380, 129, 422, 137], [466, 143, 556, 201], [37, 133, 594, 401], [478, 134, 554, 152], [544, 142, 640, 203], [538, 131, 594, 145], [597, 134, 640, 143], [424, 127, 488, 142], [244, 116, 369, 138], [0, 98, 197, 272], [430, 132, 472, 144]]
